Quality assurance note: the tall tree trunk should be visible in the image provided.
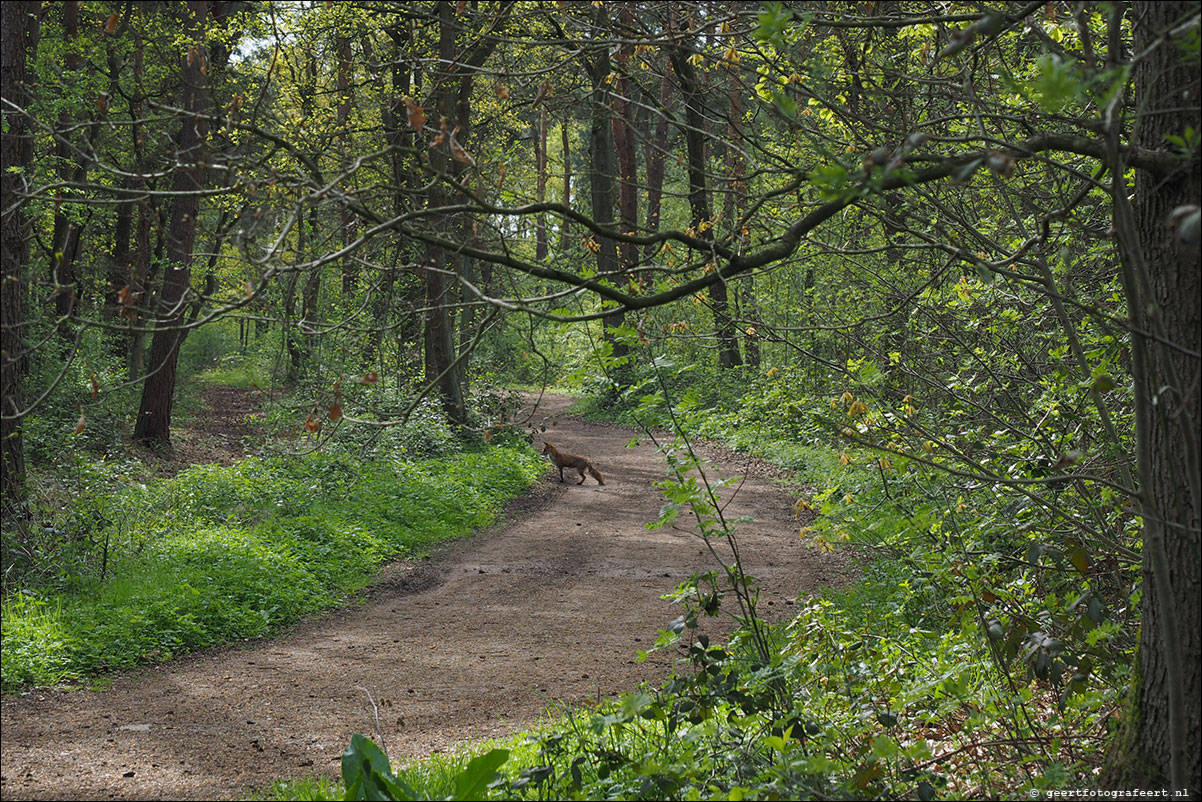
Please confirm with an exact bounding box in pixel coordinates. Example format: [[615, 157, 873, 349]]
[[725, 63, 758, 367], [557, 117, 572, 253], [336, 33, 357, 296], [670, 31, 741, 368], [585, 4, 626, 377], [1, 0, 39, 525], [385, 26, 424, 386], [299, 208, 321, 370], [612, 5, 639, 275], [643, 62, 671, 263], [535, 101, 549, 261], [110, 197, 131, 321], [282, 257, 302, 385], [1104, 2, 1201, 791], [126, 195, 153, 382], [49, 1, 82, 341], [425, 1, 466, 427], [133, 0, 210, 447], [421, 1, 511, 426], [363, 27, 410, 367], [285, 52, 321, 384], [424, 2, 478, 426], [105, 29, 131, 329], [123, 12, 151, 382]]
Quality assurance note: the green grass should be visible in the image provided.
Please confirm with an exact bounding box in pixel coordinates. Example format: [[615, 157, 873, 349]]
[[253, 775, 343, 801], [1, 445, 544, 691], [196, 359, 272, 389], [254, 728, 551, 801]]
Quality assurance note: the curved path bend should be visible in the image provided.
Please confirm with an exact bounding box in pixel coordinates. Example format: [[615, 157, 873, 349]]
[[1, 394, 853, 800]]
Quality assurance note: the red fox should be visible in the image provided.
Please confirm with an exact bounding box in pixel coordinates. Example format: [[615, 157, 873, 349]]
[[541, 441, 604, 485]]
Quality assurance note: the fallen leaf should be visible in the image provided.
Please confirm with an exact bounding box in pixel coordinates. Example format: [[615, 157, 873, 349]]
[[404, 97, 426, 131]]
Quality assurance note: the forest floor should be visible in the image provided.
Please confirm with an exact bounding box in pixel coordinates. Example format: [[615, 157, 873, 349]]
[[0, 389, 857, 801]]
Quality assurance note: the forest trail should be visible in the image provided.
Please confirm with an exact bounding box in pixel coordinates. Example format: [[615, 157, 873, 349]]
[[0, 393, 855, 801]]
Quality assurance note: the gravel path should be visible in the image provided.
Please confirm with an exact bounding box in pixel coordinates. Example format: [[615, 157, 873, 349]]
[[0, 394, 853, 800]]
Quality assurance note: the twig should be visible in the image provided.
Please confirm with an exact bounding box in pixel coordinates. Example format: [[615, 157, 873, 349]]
[[358, 685, 388, 756]]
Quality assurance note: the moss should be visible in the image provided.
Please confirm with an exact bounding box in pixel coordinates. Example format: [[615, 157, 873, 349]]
[[1098, 640, 1166, 788]]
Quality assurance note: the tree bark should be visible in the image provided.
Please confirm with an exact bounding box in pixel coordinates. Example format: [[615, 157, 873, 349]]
[[1104, 2, 1201, 792], [425, 1, 467, 427], [612, 5, 639, 275], [557, 117, 572, 253], [133, 0, 210, 447], [585, 4, 627, 377], [1, 0, 39, 525], [48, 1, 82, 342], [535, 101, 549, 261], [123, 12, 151, 381], [422, 1, 511, 426], [670, 31, 741, 368], [336, 33, 357, 295], [725, 63, 758, 368], [643, 61, 671, 264]]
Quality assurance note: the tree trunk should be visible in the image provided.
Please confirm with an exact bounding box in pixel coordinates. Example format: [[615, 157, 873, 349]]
[[1, 0, 39, 525], [299, 208, 321, 371], [724, 58, 758, 368], [49, 1, 82, 342], [558, 117, 572, 253], [133, 0, 209, 447], [612, 5, 639, 275], [535, 101, 548, 260], [585, 5, 627, 378], [1104, 1, 1201, 792], [425, 0, 466, 427], [643, 61, 671, 264], [336, 33, 357, 296], [126, 194, 152, 382], [364, 26, 411, 368], [670, 33, 741, 368], [123, 13, 151, 381], [419, 1, 512, 426]]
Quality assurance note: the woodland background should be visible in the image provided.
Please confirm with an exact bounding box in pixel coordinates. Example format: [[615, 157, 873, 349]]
[[1, 1, 1199, 798]]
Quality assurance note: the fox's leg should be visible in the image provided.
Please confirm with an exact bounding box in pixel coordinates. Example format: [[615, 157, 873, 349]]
[[576, 466, 586, 484], [558, 465, 565, 482]]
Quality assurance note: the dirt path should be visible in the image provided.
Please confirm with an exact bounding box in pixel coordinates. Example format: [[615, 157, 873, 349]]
[[1, 394, 854, 800]]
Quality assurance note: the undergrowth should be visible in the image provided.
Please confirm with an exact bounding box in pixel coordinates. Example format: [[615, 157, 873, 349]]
[[322, 375, 1132, 801], [1, 442, 543, 691]]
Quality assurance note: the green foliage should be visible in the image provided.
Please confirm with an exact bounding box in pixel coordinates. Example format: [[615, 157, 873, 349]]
[[6, 0, 1190, 794], [477, 362, 1128, 797], [255, 775, 344, 802], [1, 445, 542, 691], [340, 734, 509, 801], [178, 320, 242, 378]]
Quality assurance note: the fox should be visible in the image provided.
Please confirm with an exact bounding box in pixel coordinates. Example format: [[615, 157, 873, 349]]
[[541, 441, 604, 485]]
